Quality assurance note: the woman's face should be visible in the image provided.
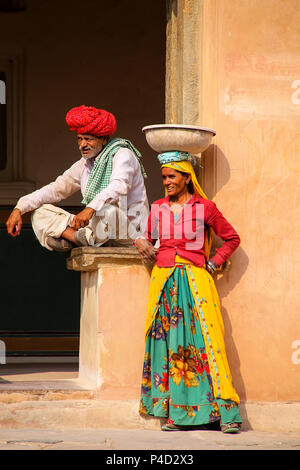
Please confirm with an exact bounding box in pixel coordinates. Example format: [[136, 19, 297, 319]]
[[162, 167, 190, 198]]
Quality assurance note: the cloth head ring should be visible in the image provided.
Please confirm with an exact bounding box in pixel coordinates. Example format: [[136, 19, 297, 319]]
[[157, 151, 190, 165]]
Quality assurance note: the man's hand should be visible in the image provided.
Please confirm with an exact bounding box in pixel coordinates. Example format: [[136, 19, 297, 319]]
[[71, 207, 95, 230], [6, 208, 22, 236], [135, 238, 157, 264]]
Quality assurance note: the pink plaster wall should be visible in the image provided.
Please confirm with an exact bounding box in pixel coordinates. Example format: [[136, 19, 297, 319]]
[[96, 265, 150, 400], [202, 0, 300, 401]]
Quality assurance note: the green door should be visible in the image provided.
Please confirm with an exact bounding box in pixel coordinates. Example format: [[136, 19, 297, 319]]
[[0, 214, 80, 359]]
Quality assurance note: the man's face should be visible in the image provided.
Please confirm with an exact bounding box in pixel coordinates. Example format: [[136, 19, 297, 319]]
[[77, 134, 107, 159]]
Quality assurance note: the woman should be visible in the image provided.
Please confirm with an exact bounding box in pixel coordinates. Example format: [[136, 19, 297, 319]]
[[135, 151, 242, 433]]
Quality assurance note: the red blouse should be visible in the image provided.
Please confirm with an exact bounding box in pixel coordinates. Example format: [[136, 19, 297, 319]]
[[144, 194, 240, 268]]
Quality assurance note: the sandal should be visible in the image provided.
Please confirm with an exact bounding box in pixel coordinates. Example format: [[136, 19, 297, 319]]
[[221, 423, 241, 434], [161, 423, 195, 431], [46, 236, 74, 252], [161, 423, 183, 431]]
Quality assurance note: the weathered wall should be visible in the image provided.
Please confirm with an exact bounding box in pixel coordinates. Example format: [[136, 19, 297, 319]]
[[167, 0, 300, 402], [0, 0, 166, 205]]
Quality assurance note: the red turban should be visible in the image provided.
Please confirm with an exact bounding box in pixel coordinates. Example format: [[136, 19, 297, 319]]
[[65, 105, 117, 136]]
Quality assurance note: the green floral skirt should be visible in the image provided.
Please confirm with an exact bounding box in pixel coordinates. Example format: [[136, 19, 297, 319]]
[[139, 265, 242, 427]]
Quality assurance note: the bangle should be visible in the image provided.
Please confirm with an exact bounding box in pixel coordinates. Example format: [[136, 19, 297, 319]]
[[206, 260, 218, 274]]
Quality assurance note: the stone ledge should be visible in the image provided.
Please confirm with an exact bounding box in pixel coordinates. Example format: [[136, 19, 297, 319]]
[[0, 390, 95, 404], [0, 398, 158, 431], [67, 246, 232, 274], [67, 246, 147, 271], [0, 399, 299, 432]]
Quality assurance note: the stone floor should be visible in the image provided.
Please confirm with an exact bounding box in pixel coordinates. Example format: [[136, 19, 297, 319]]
[[0, 427, 299, 451], [0, 362, 299, 448]]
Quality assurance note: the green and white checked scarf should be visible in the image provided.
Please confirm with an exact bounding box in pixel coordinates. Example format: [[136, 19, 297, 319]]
[[82, 137, 147, 205]]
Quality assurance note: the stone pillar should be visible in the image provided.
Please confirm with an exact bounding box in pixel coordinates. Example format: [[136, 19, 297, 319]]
[[67, 247, 151, 399], [166, 0, 203, 124], [166, 0, 214, 193]]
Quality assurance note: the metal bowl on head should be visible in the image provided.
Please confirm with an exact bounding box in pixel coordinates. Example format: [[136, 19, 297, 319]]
[[142, 124, 216, 154]]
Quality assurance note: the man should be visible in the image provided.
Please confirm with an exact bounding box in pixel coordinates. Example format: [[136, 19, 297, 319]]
[[6, 105, 149, 251]]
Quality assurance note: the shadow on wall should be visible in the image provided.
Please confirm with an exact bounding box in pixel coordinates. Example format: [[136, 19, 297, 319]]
[[203, 144, 251, 427], [201, 144, 232, 200], [213, 248, 250, 429], [214, 248, 249, 389], [221, 305, 251, 430], [205, 143, 249, 298]]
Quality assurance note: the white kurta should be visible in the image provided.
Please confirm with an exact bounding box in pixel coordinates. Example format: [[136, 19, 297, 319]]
[[15, 147, 149, 249]]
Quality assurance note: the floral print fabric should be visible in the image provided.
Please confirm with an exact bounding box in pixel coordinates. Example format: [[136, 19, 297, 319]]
[[139, 265, 242, 427]]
